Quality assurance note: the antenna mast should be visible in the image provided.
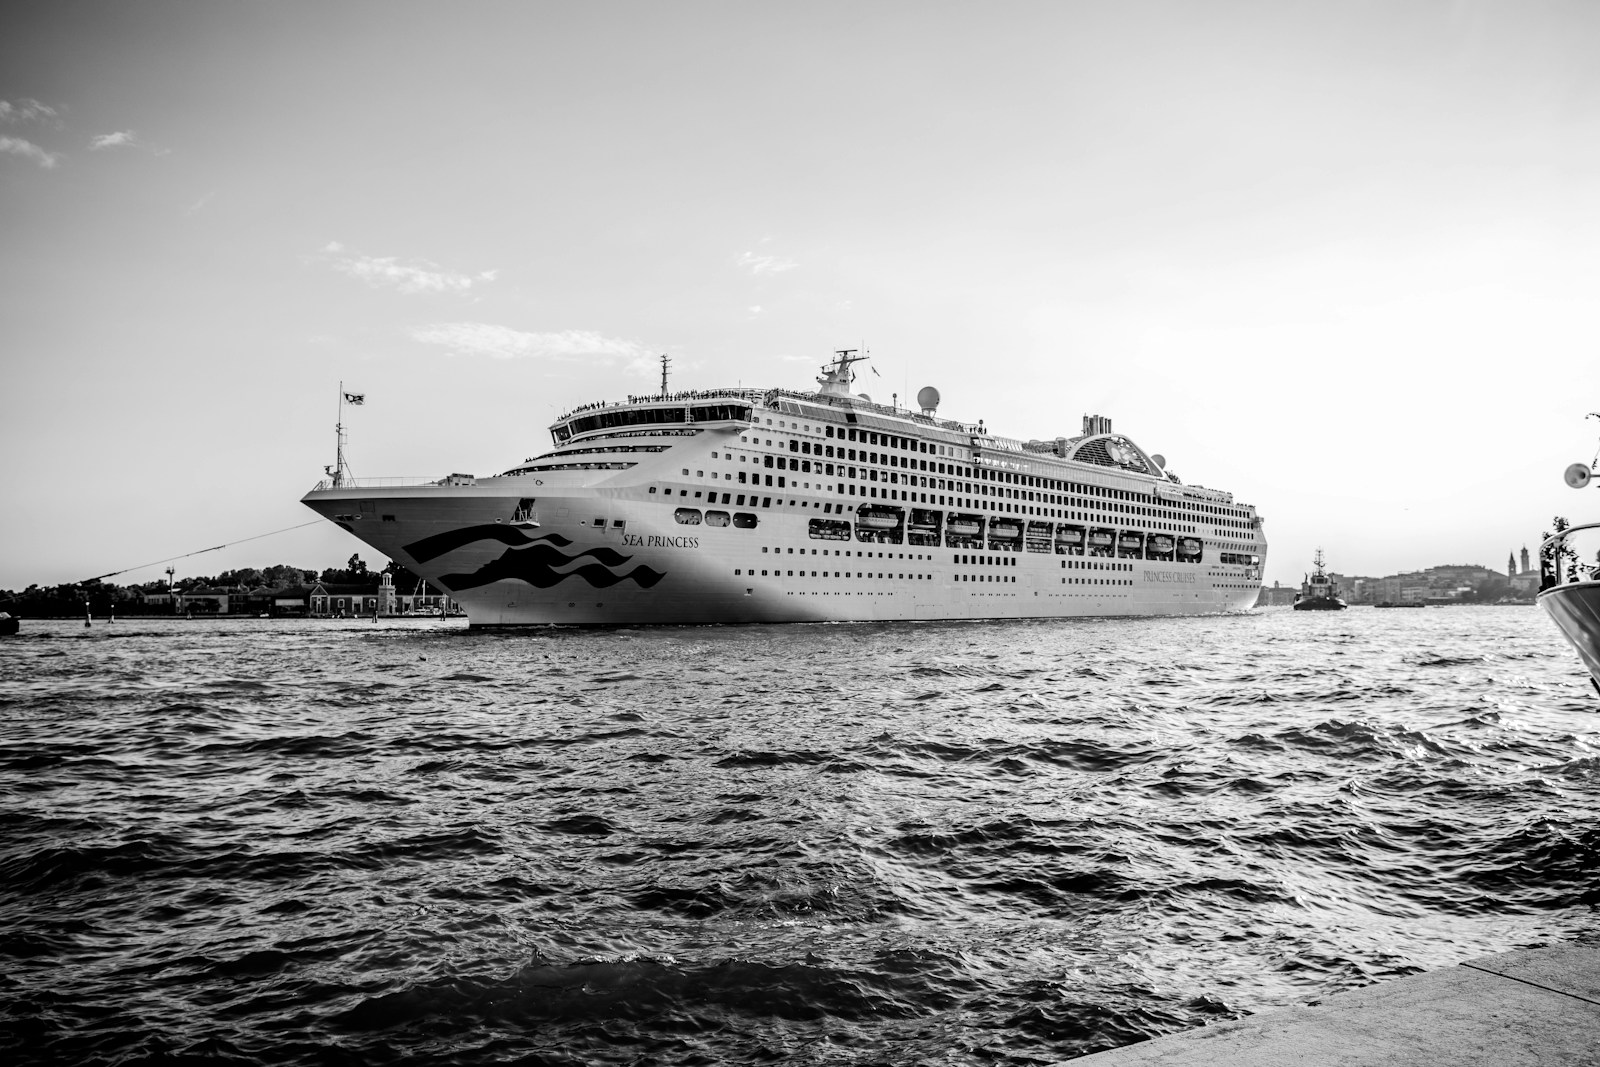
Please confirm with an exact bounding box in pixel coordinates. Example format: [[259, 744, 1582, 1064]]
[[335, 382, 346, 487], [659, 353, 670, 398], [327, 381, 354, 487]]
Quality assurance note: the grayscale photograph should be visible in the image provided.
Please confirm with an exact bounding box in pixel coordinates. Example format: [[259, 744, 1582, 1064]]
[[2, 2, 1598, 1065]]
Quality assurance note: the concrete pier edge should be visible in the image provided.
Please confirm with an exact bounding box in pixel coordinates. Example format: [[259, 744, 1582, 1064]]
[[1068, 944, 1600, 1066]]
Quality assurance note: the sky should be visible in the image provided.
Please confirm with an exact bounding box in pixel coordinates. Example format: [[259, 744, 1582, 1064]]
[[3, 0, 1598, 593]]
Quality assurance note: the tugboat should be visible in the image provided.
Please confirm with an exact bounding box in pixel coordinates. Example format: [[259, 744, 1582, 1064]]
[[1537, 424, 1600, 696], [1293, 548, 1347, 610]]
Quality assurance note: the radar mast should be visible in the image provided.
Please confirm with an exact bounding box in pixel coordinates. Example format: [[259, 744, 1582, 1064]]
[[816, 348, 869, 398]]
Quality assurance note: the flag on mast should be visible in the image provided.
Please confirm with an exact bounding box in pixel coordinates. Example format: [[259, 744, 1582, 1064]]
[[344, 392, 365, 405]]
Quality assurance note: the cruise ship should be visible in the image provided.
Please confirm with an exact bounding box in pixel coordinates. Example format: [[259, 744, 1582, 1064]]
[[300, 352, 1267, 625]]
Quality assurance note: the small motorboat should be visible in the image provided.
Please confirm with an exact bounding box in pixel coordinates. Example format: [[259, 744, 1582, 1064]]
[[1537, 434, 1600, 695]]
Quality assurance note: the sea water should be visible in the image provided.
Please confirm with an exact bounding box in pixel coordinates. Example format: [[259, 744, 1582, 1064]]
[[2, 607, 1597, 1065]]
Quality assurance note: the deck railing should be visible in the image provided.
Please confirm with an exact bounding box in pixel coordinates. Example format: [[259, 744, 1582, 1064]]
[[556, 387, 987, 438], [307, 476, 460, 492], [1540, 522, 1600, 587]]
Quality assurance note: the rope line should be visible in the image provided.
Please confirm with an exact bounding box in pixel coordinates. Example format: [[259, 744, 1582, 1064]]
[[73, 520, 326, 585]]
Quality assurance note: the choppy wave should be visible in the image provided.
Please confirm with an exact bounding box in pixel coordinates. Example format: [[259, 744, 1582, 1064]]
[[0, 607, 1597, 1065]]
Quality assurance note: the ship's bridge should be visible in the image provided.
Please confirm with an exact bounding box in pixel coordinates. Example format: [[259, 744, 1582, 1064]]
[[552, 393, 760, 446]]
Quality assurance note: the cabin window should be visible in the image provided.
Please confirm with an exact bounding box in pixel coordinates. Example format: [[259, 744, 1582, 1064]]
[[733, 513, 758, 528], [673, 508, 703, 525], [705, 511, 730, 527]]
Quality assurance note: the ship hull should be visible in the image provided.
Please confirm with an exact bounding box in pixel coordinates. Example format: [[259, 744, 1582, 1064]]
[[1538, 580, 1600, 692], [300, 482, 1263, 626], [1292, 597, 1347, 611]]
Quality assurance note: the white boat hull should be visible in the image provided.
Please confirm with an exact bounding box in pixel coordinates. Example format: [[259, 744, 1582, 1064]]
[[301, 482, 1263, 626], [1538, 579, 1600, 692]]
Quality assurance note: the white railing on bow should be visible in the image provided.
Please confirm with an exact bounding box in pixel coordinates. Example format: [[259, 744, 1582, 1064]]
[[308, 476, 457, 492]]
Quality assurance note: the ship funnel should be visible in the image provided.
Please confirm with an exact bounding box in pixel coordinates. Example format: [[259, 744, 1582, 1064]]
[[1565, 462, 1593, 489]]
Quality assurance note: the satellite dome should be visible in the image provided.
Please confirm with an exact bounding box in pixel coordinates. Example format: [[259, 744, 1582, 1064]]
[[856, 393, 872, 403], [1151, 453, 1166, 470], [916, 386, 941, 412]]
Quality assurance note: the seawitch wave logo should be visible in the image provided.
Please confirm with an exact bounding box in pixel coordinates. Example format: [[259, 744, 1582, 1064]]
[[403, 525, 666, 592]]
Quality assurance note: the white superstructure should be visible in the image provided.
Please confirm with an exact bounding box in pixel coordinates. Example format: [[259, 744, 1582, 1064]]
[[301, 352, 1267, 625]]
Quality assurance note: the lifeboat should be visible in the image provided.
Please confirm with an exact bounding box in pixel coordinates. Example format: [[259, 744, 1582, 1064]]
[[856, 506, 902, 530], [1177, 537, 1203, 558], [1088, 529, 1115, 547], [989, 520, 1022, 539], [1055, 524, 1086, 545], [808, 517, 852, 540], [947, 515, 981, 536], [1147, 534, 1175, 553]]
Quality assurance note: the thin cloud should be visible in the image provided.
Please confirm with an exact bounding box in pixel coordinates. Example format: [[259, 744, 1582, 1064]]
[[89, 130, 138, 150], [0, 98, 59, 123], [321, 242, 489, 295], [737, 251, 798, 275], [0, 136, 61, 169], [411, 322, 651, 361], [622, 354, 661, 378]]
